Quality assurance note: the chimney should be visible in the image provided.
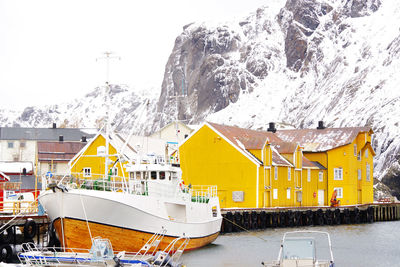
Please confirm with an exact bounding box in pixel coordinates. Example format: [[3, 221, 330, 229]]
[[59, 135, 64, 142], [267, 122, 277, 133], [81, 136, 87, 143], [52, 123, 56, 129], [317, 121, 326, 130]]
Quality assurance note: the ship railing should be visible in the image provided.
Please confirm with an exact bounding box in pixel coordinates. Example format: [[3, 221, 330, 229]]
[[189, 185, 218, 203], [59, 173, 130, 193]]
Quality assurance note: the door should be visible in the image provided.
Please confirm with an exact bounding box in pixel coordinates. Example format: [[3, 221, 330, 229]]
[[318, 190, 325, 206], [218, 190, 227, 209]]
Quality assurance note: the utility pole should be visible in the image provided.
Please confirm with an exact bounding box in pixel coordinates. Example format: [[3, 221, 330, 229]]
[[96, 52, 120, 181]]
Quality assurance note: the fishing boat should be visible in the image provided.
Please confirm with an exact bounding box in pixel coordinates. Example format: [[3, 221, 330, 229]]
[[261, 231, 335, 267], [38, 158, 222, 252], [18, 230, 189, 267]]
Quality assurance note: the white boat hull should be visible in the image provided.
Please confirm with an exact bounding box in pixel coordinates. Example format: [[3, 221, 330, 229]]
[[39, 188, 222, 251]]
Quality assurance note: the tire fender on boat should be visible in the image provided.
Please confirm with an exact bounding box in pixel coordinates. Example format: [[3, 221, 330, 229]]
[[0, 244, 13, 263], [23, 220, 37, 240]]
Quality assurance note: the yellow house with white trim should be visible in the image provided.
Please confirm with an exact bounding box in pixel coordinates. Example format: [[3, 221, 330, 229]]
[[179, 122, 374, 208], [69, 132, 136, 181]]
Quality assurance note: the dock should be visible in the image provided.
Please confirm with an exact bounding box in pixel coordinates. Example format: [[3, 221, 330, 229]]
[[220, 202, 400, 233]]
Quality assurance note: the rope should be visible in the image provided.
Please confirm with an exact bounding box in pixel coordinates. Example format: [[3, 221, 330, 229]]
[[222, 216, 270, 242], [79, 192, 93, 242]]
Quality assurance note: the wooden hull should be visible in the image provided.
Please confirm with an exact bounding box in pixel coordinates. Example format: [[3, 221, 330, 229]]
[[54, 217, 219, 252]]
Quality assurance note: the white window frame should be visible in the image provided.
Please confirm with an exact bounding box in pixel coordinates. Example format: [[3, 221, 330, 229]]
[[7, 142, 13, 149], [288, 167, 291, 181], [333, 168, 343, 180], [97, 146, 106, 155], [333, 187, 343, 198], [319, 171, 323, 182], [83, 167, 91, 177], [273, 189, 278, 199], [365, 149, 368, 158], [307, 169, 311, 182], [287, 188, 291, 199], [357, 152, 361, 161], [274, 166, 278, 180], [366, 163, 370, 181], [354, 144, 357, 156], [358, 169, 361, 180]]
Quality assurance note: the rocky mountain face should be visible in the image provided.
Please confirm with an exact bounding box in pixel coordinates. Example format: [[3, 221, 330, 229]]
[[155, 0, 400, 196], [0, 85, 157, 135], [1, 0, 399, 196]]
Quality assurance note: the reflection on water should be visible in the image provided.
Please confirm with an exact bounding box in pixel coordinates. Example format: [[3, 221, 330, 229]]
[[182, 221, 400, 267]]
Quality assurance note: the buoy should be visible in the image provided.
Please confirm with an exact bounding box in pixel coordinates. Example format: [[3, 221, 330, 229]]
[[23, 220, 37, 240]]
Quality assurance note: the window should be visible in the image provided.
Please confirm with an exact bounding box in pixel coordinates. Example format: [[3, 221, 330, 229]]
[[357, 152, 361, 161], [20, 142, 26, 148], [333, 187, 343, 198], [366, 163, 370, 181], [111, 167, 118, 176], [358, 169, 361, 180], [83, 168, 91, 177], [354, 144, 357, 156], [129, 172, 135, 179], [7, 142, 13, 149], [365, 149, 368, 158], [48, 163, 57, 174], [274, 166, 278, 180], [288, 167, 291, 181], [319, 171, 323, 182], [136, 172, 142, 180], [334, 168, 343, 180], [307, 169, 311, 182], [97, 146, 106, 155], [159, 171, 165, 180], [287, 188, 291, 199], [151, 171, 157, 180], [273, 189, 278, 199]]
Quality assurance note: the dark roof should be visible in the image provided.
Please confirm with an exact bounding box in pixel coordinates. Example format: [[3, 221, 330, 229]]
[[0, 127, 96, 141], [38, 141, 87, 162], [310, 161, 327, 170], [275, 127, 372, 152], [8, 175, 41, 190], [208, 122, 283, 150]]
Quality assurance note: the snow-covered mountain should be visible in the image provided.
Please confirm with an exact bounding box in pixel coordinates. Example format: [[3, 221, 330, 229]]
[[0, 84, 158, 135], [155, 0, 400, 196], [1, 0, 400, 196]]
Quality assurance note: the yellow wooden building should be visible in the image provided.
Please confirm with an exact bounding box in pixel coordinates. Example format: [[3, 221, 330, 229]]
[[179, 122, 374, 208], [69, 132, 136, 182]]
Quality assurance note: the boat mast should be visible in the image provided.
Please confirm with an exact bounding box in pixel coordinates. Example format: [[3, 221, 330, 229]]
[[97, 51, 120, 181]]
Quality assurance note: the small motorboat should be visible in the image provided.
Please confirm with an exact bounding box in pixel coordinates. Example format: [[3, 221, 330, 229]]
[[18, 230, 189, 267], [262, 231, 335, 267]]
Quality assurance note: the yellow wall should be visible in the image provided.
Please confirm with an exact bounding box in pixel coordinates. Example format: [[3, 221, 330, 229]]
[[180, 125, 373, 209], [70, 135, 129, 181], [180, 125, 259, 208]]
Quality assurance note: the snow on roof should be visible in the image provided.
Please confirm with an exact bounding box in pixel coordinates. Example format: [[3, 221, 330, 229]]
[[271, 146, 292, 167], [275, 127, 371, 152], [0, 161, 33, 174]]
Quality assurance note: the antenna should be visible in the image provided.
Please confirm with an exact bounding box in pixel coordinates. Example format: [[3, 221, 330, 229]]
[[96, 51, 120, 180]]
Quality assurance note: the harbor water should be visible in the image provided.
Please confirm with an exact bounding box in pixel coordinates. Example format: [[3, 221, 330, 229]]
[[181, 221, 400, 267]]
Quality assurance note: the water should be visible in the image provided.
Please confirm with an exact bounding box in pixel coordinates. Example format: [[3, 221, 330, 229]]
[[181, 221, 400, 267]]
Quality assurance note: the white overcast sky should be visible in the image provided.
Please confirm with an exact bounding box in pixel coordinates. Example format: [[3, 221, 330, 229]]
[[0, 0, 271, 110]]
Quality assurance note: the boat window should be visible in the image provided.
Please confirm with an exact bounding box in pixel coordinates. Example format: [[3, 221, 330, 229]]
[[151, 171, 157, 180], [171, 172, 177, 179], [129, 172, 134, 179], [166, 172, 171, 181], [160, 171, 165, 180], [136, 172, 141, 180], [143, 172, 149, 180]]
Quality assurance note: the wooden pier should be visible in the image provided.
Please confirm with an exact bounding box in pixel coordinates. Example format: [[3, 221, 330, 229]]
[[220, 203, 400, 233]]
